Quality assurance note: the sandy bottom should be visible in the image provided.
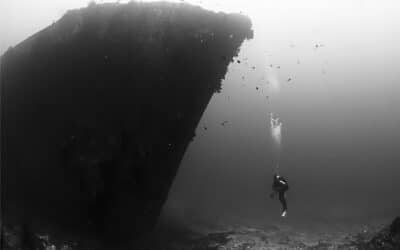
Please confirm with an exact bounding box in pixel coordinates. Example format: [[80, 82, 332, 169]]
[[2, 217, 390, 249], [154, 220, 386, 250]]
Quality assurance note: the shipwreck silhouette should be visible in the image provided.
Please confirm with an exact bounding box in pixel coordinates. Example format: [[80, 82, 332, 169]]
[[1, 1, 252, 247]]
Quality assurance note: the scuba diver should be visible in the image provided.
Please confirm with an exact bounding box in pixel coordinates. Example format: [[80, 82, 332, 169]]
[[270, 173, 289, 217]]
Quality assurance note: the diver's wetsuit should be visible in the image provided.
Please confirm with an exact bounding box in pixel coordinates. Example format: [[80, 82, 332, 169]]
[[272, 174, 289, 213]]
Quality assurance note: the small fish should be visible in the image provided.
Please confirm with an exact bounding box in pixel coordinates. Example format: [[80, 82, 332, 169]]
[[221, 121, 228, 126]]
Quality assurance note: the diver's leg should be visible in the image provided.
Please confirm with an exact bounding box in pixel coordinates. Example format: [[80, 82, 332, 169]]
[[278, 191, 287, 216]]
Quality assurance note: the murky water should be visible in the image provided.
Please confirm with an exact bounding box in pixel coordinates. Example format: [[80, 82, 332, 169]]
[[1, 1, 400, 248], [161, 0, 400, 233]]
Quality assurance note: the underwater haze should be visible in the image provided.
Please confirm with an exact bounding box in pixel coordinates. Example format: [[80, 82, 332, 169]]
[[1, 0, 400, 248], [160, 0, 400, 232]]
